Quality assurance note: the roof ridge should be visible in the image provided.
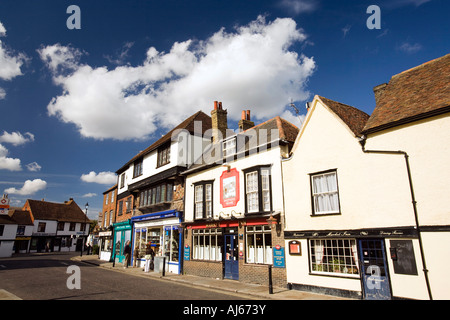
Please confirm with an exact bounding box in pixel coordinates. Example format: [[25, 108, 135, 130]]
[[391, 53, 450, 79]]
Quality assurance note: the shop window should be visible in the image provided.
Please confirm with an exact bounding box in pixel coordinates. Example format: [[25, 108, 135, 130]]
[[246, 225, 272, 264], [194, 181, 213, 219], [164, 227, 180, 262], [309, 239, 359, 276], [192, 228, 222, 261], [310, 170, 340, 215], [134, 227, 161, 259], [244, 166, 272, 214]]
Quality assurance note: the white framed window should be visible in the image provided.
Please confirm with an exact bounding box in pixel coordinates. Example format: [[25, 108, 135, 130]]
[[311, 170, 340, 215], [244, 166, 272, 214], [309, 239, 359, 276], [222, 137, 236, 157], [194, 181, 213, 219], [246, 171, 259, 213], [194, 185, 203, 219], [192, 228, 222, 261], [246, 225, 272, 264]]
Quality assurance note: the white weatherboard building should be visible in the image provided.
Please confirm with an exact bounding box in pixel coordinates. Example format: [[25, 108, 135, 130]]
[[282, 54, 450, 300]]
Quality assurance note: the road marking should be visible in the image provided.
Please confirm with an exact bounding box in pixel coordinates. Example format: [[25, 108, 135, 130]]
[[0, 289, 22, 300]]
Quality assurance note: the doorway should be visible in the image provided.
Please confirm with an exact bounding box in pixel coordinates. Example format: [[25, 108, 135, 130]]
[[358, 239, 391, 300], [224, 234, 239, 280]]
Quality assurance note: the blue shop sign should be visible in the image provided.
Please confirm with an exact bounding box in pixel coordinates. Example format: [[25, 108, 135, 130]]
[[184, 245, 190, 261], [273, 245, 285, 268]]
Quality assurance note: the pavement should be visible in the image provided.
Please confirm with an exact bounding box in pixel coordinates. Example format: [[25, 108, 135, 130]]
[[71, 254, 349, 300]]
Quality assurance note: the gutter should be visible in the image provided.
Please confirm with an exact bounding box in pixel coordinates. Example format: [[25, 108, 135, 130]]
[[358, 135, 433, 300]]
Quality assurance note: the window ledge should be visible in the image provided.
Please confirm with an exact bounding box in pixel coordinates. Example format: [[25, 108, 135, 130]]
[[310, 212, 341, 217]]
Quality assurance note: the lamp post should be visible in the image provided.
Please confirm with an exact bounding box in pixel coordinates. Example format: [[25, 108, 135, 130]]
[[81, 202, 89, 257]]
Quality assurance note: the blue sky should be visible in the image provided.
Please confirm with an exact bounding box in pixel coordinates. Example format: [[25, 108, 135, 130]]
[[0, 0, 448, 219]]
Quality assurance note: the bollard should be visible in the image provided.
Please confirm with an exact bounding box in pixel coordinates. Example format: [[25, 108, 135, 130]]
[[162, 257, 166, 277], [268, 265, 273, 294]]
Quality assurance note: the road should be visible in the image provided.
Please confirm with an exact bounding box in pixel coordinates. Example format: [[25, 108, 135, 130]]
[[0, 252, 252, 300]]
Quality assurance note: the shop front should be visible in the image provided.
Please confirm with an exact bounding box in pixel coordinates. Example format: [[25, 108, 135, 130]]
[[113, 220, 132, 264], [131, 209, 182, 274], [183, 216, 286, 288], [98, 230, 113, 261]]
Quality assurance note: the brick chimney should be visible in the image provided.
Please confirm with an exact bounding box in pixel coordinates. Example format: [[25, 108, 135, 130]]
[[373, 83, 388, 106], [211, 101, 228, 143], [238, 110, 255, 132]]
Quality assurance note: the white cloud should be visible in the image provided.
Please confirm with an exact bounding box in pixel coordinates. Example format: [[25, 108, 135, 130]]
[[82, 192, 97, 198], [0, 131, 35, 146], [26, 162, 42, 172], [342, 25, 351, 38], [0, 21, 6, 37], [0, 143, 21, 171], [104, 41, 134, 65], [280, 109, 305, 129], [5, 179, 47, 195], [39, 16, 315, 141], [385, 0, 432, 8], [278, 0, 319, 15], [398, 42, 422, 54], [0, 20, 26, 99], [81, 171, 117, 185]]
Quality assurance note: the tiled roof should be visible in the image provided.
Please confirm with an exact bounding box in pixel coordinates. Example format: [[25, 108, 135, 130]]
[[318, 96, 370, 136], [183, 115, 299, 174], [117, 110, 212, 173], [25, 199, 90, 223], [363, 53, 450, 133], [9, 210, 34, 225], [0, 214, 16, 225]]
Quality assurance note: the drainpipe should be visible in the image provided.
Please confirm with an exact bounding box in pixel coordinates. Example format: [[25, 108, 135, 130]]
[[358, 135, 433, 300]]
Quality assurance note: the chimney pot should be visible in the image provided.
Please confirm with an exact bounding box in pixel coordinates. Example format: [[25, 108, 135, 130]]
[[246, 110, 251, 120], [219, 102, 222, 110], [241, 110, 246, 120], [214, 101, 218, 110]]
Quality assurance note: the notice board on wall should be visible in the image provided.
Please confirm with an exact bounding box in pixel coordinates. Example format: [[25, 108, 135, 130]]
[[389, 240, 418, 275]]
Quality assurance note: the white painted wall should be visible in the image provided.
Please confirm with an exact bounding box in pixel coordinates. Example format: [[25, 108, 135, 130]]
[[282, 97, 445, 299], [185, 146, 285, 222], [0, 224, 17, 258]]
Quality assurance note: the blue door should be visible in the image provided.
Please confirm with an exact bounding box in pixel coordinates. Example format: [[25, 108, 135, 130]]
[[358, 239, 391, 300], [224, 234, 239, 280]]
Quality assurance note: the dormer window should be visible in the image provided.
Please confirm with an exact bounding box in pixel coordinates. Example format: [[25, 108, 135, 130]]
[[222, 137, 236, 157], [157, 143, 171, 167]]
